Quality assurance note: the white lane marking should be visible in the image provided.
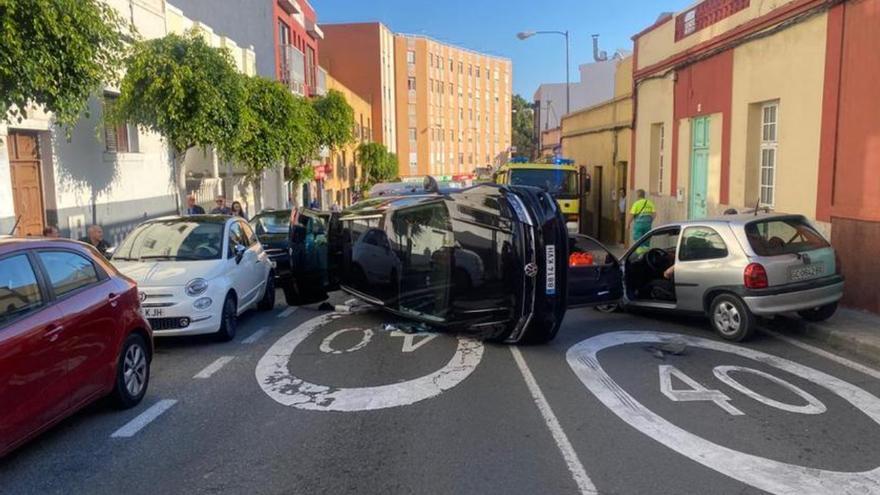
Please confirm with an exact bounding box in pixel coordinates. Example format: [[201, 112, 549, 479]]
[[567, 331, 880, 495], [509, 347, 598, 495], [390, 331, 438, 353], [319, 327, 373, 354], [277, 307, 297, 319], [193, 356, 235, 379], [242, 326, 271, 345], [256, 313, 484, 412], [110, 399, 177, 438], [763, 329, 880, 381]]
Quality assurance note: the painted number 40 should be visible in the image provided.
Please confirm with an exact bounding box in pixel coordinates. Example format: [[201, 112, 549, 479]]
[[659, 365, 827, 416]]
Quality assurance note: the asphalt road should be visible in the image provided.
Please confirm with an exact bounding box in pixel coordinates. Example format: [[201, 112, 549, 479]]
[[3, 291, 880, 495]]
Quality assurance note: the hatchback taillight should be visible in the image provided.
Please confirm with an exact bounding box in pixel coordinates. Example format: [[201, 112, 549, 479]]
[[744, 263, 768, 289]]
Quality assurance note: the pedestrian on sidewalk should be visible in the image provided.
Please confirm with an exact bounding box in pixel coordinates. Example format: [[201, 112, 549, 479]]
[[42, 225, 60, 238], [628, 189, 656, 244], [185, 195, 205, 215], [211, 195, 232, 215], [81, 225, 112, 258], [231, 201, 246, 218]]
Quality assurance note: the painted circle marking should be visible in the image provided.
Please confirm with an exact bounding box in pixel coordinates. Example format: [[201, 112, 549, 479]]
[[256, 313, 484, 412], [566, 331, 880, 494], [319, 327, 373, 355]]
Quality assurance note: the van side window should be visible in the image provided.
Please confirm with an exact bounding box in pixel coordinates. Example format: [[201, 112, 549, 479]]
[[679, 227, 728, 261], [0, 254, 43, 325]]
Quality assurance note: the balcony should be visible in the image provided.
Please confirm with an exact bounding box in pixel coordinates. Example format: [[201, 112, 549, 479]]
[[279, 44, 305, 96], [311, 67, 327, 97], [277, 0, 300, 15], [306, 17, 324, 40]]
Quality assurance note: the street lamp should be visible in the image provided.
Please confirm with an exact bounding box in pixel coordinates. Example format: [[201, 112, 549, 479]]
[[517, 30, 570, 115]]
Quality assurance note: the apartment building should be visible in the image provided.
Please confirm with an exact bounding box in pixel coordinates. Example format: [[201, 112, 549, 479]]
[[394, 34, 512, 178], [171, 0, 327, 209], [319, 23, 398, 156], [632, 0, 880, 313], [320, 75, 373, 209], [0, 0, 256, 241]]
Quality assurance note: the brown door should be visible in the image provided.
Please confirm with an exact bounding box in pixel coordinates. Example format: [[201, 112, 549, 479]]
[[7, 132, 45, 236]]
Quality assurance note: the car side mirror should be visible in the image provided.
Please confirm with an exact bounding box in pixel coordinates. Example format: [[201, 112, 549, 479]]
[[234, 244, 247, 263]]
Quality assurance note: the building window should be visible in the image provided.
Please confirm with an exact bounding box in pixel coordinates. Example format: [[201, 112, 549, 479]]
[[407, 50, 415, 65], [408, 77, 416, 91], [429, 53, 434, 67], [449, 58, 453, 71], [683, 10, 697, 36], [103, 95, 136, 153], [759, 102, 779, 207], [458, 62, 463, 74], [409, 127, 417, 141]]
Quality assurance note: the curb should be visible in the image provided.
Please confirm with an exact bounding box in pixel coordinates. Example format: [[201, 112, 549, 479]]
[[767, 315, 880, 368]]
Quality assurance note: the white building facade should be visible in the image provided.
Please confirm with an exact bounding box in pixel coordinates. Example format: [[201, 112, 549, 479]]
[[0, 0, 256, 243]]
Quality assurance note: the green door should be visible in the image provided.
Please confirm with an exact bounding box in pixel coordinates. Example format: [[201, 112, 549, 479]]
[[689, 117, 710, 219]]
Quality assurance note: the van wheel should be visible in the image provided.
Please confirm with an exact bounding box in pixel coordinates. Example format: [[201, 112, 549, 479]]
[[112, 333, 150, 409], [798, 302, 838, 322], [216, 294, 237, 342], [710, 294, 755, 342], [258, 273, 276, 311]]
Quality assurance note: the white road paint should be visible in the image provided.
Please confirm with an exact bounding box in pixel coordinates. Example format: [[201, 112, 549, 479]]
[[713, 365, 827, 415], [567, 331, 880, 494], [193, 356, 235, 379], [390, 331, 438, 352], [763, 329, 880, 381], [277, 307, 297, 319], [110, 399, 177, 438], [319, 327, 373, 354], [510, 347, 598, 495], [256, 313, 484, 412], [242, 326, 271, 345], [659, 364, 744, 416]]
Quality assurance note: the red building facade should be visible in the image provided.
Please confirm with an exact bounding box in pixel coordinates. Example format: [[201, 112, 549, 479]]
[[273, 0, 323, 97]]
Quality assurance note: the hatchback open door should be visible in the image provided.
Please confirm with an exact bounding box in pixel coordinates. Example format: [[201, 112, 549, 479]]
[[566, 234, 623, 308]]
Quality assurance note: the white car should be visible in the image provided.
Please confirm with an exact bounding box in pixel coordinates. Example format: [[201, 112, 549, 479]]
[[112, 215, 275, 341]]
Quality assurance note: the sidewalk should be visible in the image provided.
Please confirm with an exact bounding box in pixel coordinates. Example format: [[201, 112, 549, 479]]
[[764, 308, 880, 367]]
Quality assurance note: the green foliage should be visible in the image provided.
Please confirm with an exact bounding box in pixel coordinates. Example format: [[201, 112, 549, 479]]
[[312, 89, 354, 152], [357, 142, 397, 187], [109, 32, 245, 157], [512, 94, 536, 160], [229, 75, 317, 179], [0, 0, 129, 129]]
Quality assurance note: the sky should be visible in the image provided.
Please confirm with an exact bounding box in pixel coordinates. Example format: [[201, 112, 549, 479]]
[[314, 0, 695, 98]]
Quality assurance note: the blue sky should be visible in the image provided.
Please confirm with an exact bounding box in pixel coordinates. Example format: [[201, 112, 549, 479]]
[[315, 0, 695, 97]]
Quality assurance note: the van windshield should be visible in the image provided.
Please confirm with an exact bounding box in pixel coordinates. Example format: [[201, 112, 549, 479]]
[[745, 217, 830, 256]]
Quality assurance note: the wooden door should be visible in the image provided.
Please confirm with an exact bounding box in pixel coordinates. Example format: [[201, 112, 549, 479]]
[[7, 132, 45, 236]]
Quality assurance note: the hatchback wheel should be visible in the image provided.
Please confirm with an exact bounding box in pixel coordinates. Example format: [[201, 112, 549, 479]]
[[258, 273, 276, 311], [216, 294, 238, 342], [710, 294, 755, 342], [798, 302, 838, 322], [112, 333, 150, 409]]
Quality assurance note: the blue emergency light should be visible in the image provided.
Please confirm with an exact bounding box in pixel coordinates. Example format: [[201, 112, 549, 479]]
[[553, 158, 575, 165]]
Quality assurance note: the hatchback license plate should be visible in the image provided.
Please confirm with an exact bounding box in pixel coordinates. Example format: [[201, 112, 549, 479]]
[[142, 308, 165, 318], [546, 245, 556, 295], [790, 262, 824, 282]]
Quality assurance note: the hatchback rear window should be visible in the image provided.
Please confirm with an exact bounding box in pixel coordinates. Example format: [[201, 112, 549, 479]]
[[745, 218, 830, 256]]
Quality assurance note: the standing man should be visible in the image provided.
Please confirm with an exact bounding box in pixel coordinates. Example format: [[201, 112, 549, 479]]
[[211, 195, 232, 215], [42, 225, 61, 238], [81, 225, 112, 257], [185, 195, 205, 215], [627, 189, 656, 244]]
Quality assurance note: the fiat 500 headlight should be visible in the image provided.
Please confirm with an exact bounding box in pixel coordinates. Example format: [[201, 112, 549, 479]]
[[185, 278, 208, 297]]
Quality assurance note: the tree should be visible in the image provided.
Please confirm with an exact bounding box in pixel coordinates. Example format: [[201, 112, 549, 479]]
[[284, 96, 319, 208], [1, 0, 129, 131], [312, 89, 354, 152], [512, 94, 536, 160], [357, 142, 397, 188], [108, 32, 245, 211], [228, 75, 317, 211]]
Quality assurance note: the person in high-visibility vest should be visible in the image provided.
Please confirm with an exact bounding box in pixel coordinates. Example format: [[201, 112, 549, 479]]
[[628, 189, 656, 244]]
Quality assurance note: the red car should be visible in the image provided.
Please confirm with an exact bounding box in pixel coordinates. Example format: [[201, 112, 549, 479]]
[[0, 237, 152, 457]]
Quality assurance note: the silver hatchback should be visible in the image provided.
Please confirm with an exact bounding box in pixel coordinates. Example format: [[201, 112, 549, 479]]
[[566, 213, 844, 341]]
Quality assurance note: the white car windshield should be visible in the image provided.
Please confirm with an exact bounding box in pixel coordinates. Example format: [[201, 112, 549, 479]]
[[113, 220, 225, 261]]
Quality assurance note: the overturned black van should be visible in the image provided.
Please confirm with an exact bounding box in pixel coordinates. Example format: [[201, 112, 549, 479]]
[[282, 183, 616, 344]]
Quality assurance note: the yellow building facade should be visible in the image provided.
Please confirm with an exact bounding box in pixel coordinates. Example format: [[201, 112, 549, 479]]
[[393, 34, 512, 179], [322, 75, 372, 209], [561, 56, 633, 244]]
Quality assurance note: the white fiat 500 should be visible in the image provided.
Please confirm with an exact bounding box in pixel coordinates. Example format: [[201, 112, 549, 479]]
[[113, 215, 275, 341]]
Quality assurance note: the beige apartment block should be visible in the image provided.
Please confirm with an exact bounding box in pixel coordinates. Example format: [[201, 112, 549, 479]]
[[393, 34, 512, 179]]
